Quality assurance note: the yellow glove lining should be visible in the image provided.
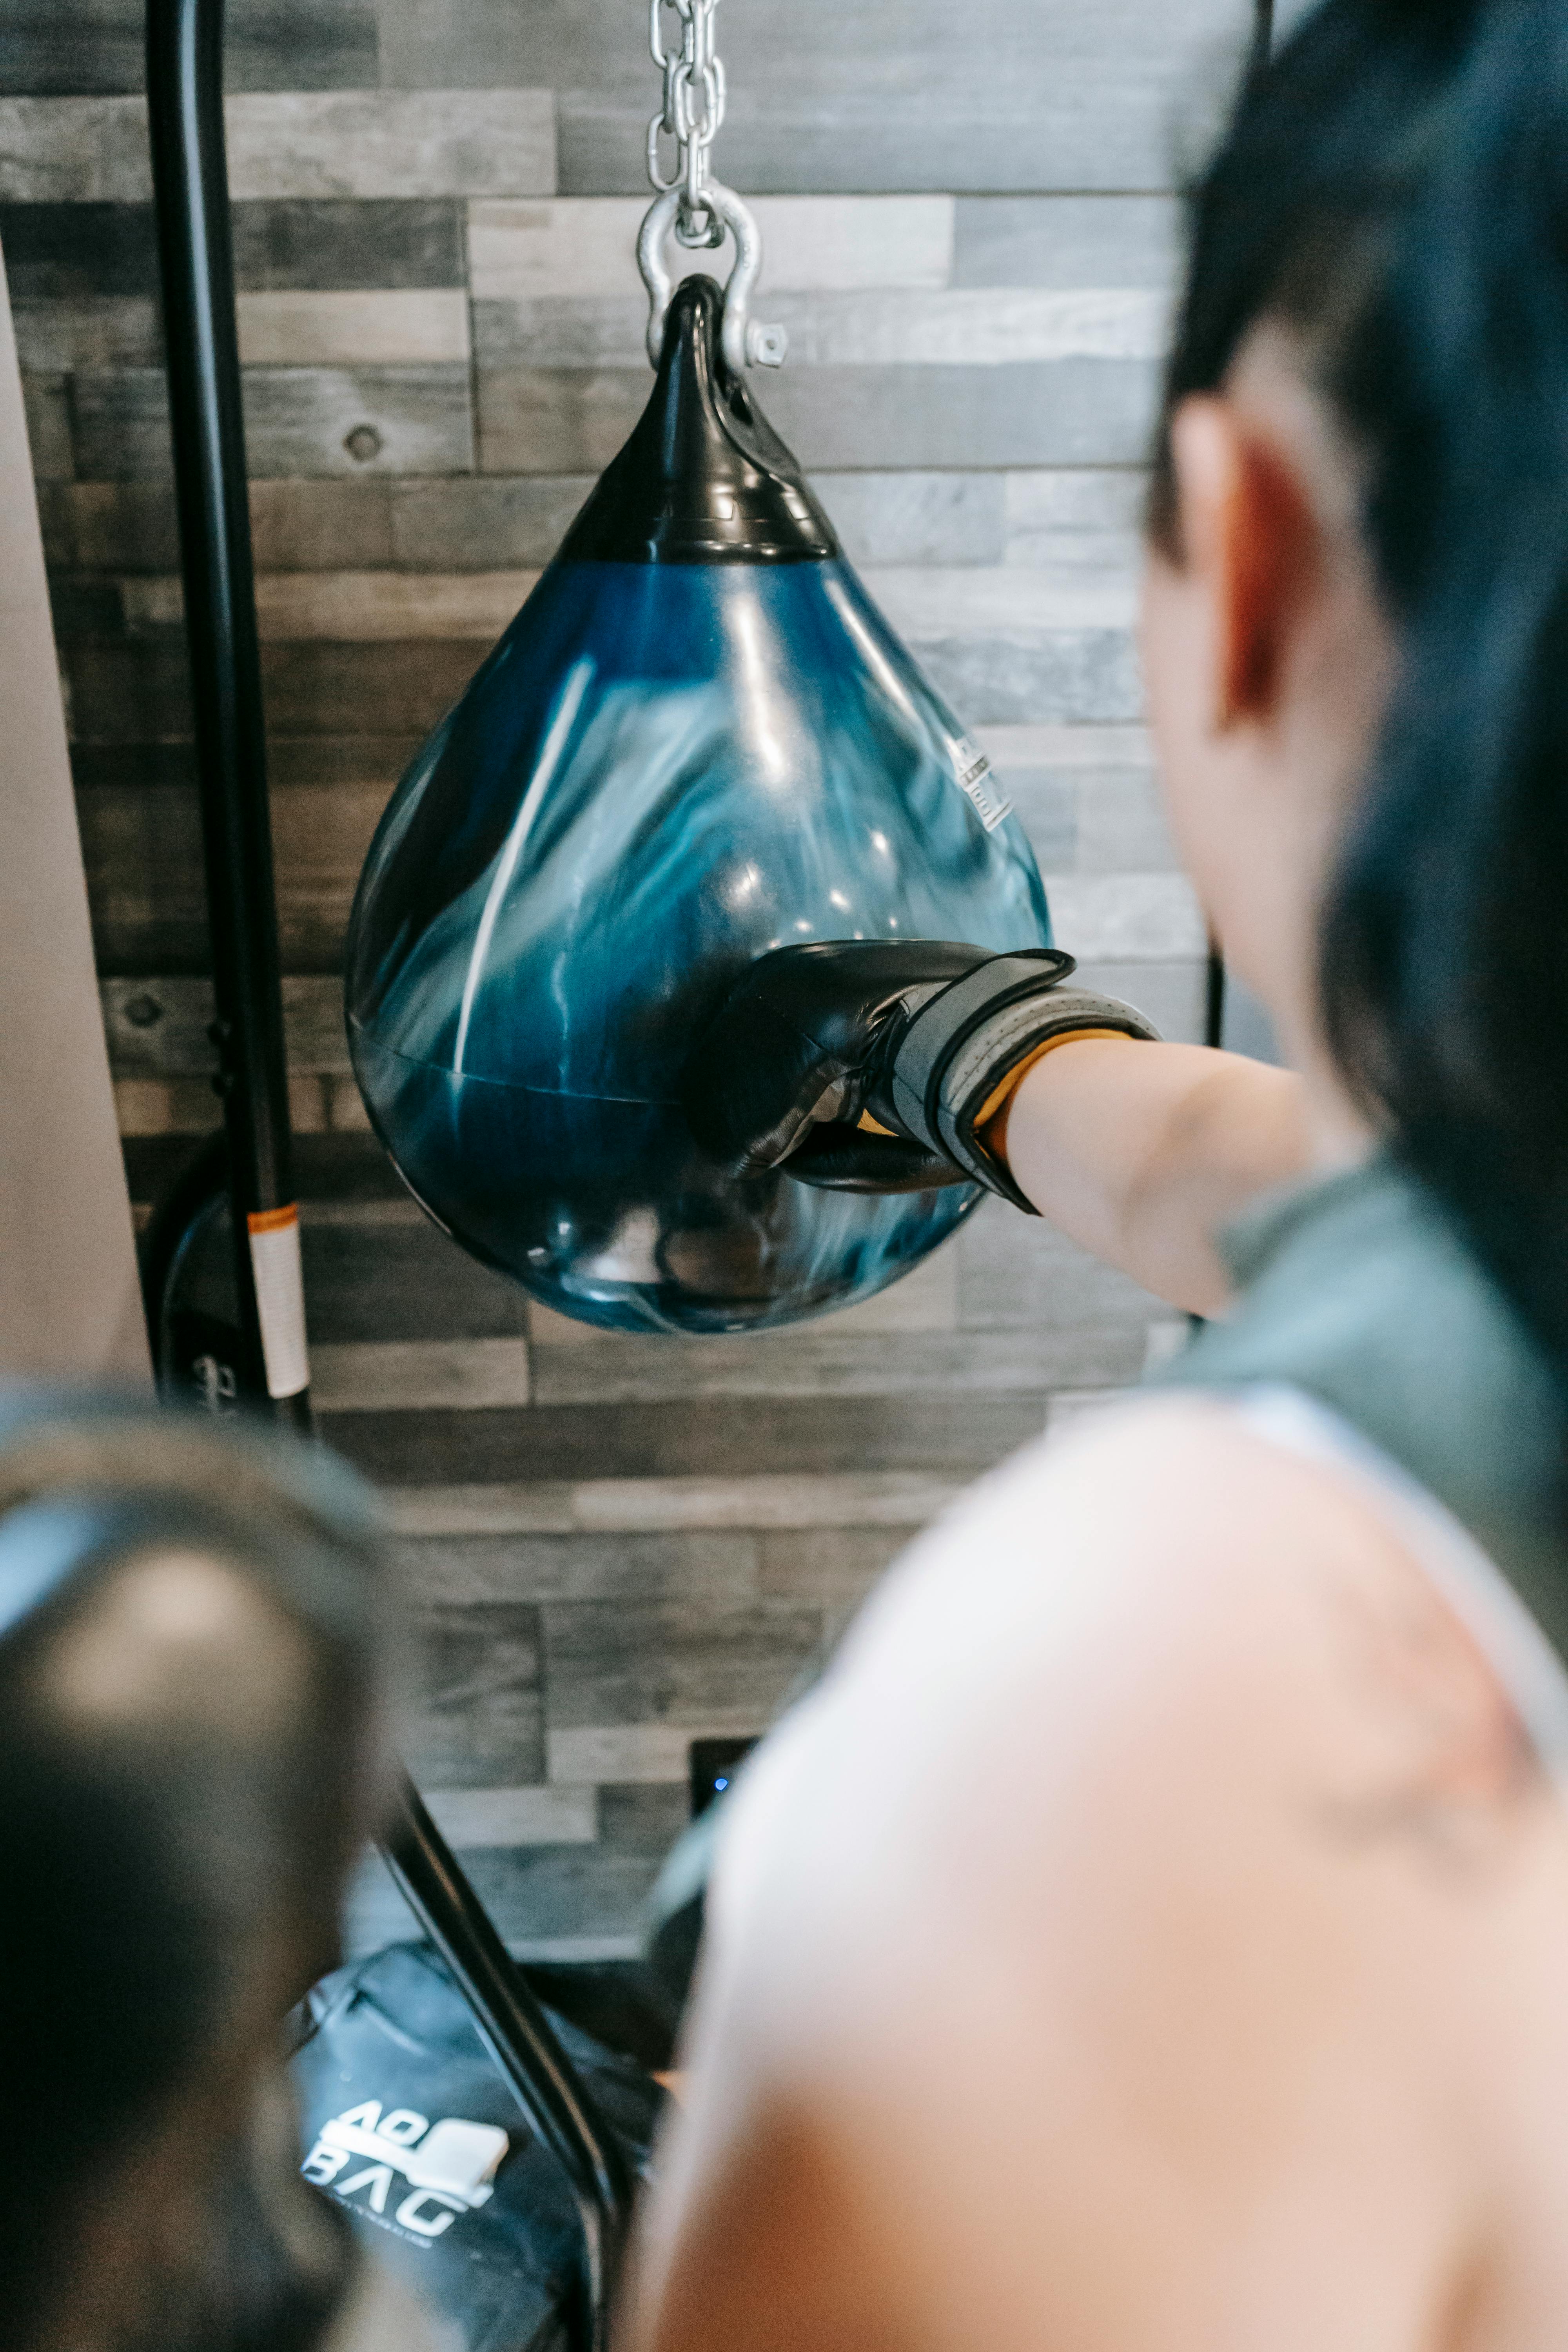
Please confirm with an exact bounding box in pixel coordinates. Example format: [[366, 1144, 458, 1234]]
[[854, 1025, 1133, 1141], [975, 1025, 1134, 1134]]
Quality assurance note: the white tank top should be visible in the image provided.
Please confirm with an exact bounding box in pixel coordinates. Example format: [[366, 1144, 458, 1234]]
[[1233, 1384, 1568, 1778]]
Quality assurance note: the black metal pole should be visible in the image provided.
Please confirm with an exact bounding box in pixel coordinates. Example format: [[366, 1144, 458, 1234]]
[[1203, 941, 1227, 1053], [146, 0, 309, 1429], [1249, 0, 1274, 88], [143, 15, 635, 2344], [387, 1781, 635, 2350], [1204, 0, 1275, 1058]]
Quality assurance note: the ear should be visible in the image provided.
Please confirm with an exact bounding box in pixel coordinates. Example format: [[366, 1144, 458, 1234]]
[[1167, 395, 1321, 726]]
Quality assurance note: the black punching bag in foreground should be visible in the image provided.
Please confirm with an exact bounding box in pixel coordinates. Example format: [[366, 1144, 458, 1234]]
[[347, 277, 1053, 1335]]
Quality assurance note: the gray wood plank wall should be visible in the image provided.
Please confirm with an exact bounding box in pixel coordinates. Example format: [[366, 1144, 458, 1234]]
[[4, 0, 1253, 1958]]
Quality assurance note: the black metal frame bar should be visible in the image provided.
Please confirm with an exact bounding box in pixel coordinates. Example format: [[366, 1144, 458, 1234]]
[[146, 0, 302, 1428], [387, 1782, 635, 2347], [143, 6, 634, 2339], [1250, 0, 1275, 87], [1205, 0, 1276, 1056]]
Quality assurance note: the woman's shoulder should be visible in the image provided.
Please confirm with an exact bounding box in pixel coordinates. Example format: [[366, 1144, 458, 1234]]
[[831, 1388, 1465, 1746], [699, 1393, 1568, 2348], [717, 1389, 1552, 2005]]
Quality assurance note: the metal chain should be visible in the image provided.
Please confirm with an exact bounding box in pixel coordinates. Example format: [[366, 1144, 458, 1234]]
[[647, 0, 727, 247], [639, 0, 786, 370]]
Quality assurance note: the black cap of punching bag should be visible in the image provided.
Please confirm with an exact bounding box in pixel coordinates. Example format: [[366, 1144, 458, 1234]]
[[558, 274, 840, 565]]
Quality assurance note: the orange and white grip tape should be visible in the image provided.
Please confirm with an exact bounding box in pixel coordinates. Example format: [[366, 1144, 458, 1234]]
[[247, 1203, 310, 1400]]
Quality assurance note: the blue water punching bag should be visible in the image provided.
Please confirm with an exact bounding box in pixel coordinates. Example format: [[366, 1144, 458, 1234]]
[[347, 259, 1052, 1336]]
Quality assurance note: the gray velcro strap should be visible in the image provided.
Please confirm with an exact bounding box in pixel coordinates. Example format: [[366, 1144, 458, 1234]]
[[891, 954, 1067, 1142], [895, 969, 1160, 1207], [938, 987, 1158, 1143]]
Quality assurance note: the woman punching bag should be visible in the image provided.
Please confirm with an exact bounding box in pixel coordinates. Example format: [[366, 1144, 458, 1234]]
[[347, 17, 1053, 1335]]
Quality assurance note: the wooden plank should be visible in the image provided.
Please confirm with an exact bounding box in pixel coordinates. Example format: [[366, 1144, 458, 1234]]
[[423, 1786, 598, 1849], [310, 1337, 532, 1411], [11, 295, 159, 369], [976, 721, 1152, 766], [528, 1324, 1147, 1406], [818, 470, 1005, 567], [1075, 768, 1180, 871], [231, 197, 464, 292], [757, 1526, 909, 1606], [100, 973, 352, 1075], [996, 766, 1078, 866], [120, 1129, 398, 1210], [44, 481, 405, 583], [319, 1390, 1055, 1486], [252, 478, 396, 570], [540, 1597, 822, 1733], [302, 1218, 528, 1347], [72, 362, 475, 480], [410, 1602, 546, 1788], [374, 0, 1251, 196], [62, 638, 191, 741], [1004, 469, 1151, 537], [596, 1782, 689, 1855], [1072, 956, 1207, 1047], [40, 480, 174, 571], [66, 636, 479, 740], [955, 1198, 1165, 1334], [0, 85, 552, 199], [224, 90, 556, 201], [477, 358, 1163, 474], [474, 286, 1172, 371], [546, 1723, 762, 1786], [0, 201, 157, 298], [475, 366, 646, 476], [219, 0, 381, 95], [256, 638, 483, 733], [1038, 870, 1205, 959], [868, 564, 1138, 632], [50, 575, 122, 636], [388, 1470, 962, 1538], [112, 1072, 370, 1140], [912, 626, 1143, 727], [389, 474, 593, 568], [394, 1529, 763, 1608], [255, 567, 534, 640], [78, 780, 385, 971], [0, 97, 157, 202], [19, 370, 71, 476], [468, 195, 955, 301], [236, 288, 470, 367], [436, 1846, 668, 1951], [799, 285, 1162, 369], [764, 358, 1165, 470], [953, 194, 1183, 289]]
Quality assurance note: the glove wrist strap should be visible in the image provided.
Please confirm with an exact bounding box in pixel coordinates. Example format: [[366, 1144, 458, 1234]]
[[889, 965, 1161, 1212], [972, 1024, 1137, 1130]]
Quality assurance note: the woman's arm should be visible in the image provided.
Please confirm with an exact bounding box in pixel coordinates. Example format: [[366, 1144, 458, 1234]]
[[681, 944, 1310, 1318], [993, 1039, 1310, 1313]]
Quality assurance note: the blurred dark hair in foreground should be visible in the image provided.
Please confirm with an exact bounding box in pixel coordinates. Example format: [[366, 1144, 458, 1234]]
[[1154, 0, 1568, 1402], [0, 1392, 395, 2352]]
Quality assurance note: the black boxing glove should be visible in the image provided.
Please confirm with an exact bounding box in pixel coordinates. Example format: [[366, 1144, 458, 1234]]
[[681, 940, 1160, 1210]]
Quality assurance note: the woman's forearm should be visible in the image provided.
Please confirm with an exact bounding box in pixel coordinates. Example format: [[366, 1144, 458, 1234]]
[[993, 1039, 1310, 1314]]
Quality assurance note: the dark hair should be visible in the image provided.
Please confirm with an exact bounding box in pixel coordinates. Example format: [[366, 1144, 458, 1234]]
[[1154, 0, 1568, 1384], [0, 1397, 392, 2352]]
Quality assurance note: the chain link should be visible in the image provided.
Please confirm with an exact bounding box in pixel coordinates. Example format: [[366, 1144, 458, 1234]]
[[647, 0, 728, 245]]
